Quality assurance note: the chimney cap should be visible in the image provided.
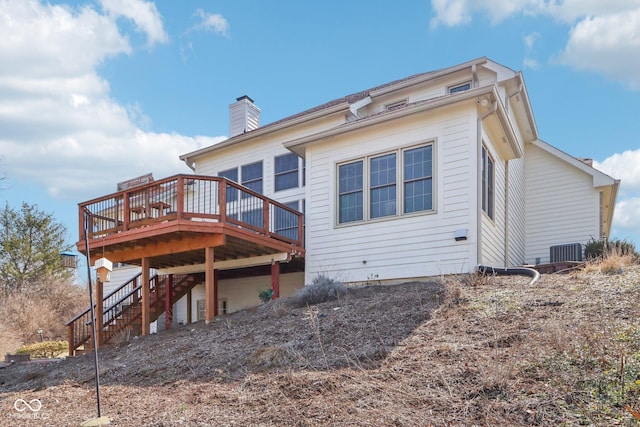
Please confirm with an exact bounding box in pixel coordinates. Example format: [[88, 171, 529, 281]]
[[236, 95, 254, 103]]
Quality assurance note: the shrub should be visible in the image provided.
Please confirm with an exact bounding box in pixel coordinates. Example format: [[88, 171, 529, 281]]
[[16, 340, 68, 358], [258, 288, 274, 303], [289, 274, 346, 307], [585, 238, 638, 260]]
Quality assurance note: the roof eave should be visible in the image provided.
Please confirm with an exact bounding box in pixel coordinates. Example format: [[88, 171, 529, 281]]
[[285, 86, 498, 154], [369, 57, 489, 97]]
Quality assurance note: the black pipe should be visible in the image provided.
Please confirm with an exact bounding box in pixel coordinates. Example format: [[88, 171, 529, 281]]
[[477, 265, 541, 285]]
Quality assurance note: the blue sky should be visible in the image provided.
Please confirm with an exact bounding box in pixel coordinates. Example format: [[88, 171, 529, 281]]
[[1, 0, 639, 255]]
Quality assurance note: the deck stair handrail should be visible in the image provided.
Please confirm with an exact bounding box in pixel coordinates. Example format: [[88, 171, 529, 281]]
[[79, 174, 304, 247], [66, 272, 203, 355]]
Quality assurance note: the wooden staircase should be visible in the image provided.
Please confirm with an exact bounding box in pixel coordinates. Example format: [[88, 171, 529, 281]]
[[66, 272, 204, 355]]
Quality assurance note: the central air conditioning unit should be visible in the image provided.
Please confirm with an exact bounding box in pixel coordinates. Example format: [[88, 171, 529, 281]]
[[550, 243, 583, 263]]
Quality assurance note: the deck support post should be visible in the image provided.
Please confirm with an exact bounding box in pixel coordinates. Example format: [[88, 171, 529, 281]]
[[271, 261, 280, 299], [95, 278, 104, 347], [141, 257, 150, 336], [165, 274, 173, 330], [205, 247, 216, 323], [186, 289, 192, 324]]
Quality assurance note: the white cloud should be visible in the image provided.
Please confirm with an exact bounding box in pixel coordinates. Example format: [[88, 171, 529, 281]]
[[612, 197, 640, 230], [100, 0, 168, 46], [557, 10, 640, 90], [524, 32, 540, 50], [430, 0, 543, 28], [594, 149, 640, 241], [430, 1, 640, 89], [594, 149, 640, 196], [0, 0, 223, 202], [193, 9, 230, 36], [541, 0, 640, 23]]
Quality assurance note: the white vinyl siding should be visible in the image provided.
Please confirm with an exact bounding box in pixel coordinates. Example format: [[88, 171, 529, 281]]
[[172, 272, 304, 323], [524, 144, 600, 264], [506, 156, 527, 266], [306, 109, 477, 283]]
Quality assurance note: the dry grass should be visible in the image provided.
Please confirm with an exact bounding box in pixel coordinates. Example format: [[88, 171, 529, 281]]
[[2, 261, 640, 426], [0, 280, 87, 356]]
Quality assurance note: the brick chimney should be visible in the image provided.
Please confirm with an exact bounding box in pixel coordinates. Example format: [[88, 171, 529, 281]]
[[229, 95, 260, 137]]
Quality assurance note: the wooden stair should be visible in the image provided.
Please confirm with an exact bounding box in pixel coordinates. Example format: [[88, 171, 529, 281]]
[[66, 272, 204, 355]]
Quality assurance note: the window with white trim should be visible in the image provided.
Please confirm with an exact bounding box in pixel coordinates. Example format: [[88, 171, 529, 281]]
[[219, 167, 238, 202], [338, 161, 364, 223], [274, 153, 299, 191], [241, 161, 263, 196], [404, 145, 433, 213], [370, 153, 397, 218], [481, 145, 495, 220], [274, 200, 300, 240], [337, 143, 433, 224]]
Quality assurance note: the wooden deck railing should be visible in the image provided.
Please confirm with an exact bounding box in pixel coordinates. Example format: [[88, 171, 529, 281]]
[[79, 174, 304, 247]]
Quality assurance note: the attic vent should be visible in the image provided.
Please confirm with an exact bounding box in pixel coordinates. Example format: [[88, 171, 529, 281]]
[[550, 243, 583, 263], [448, 81, 471, 94], [385, 100, 407, 111]]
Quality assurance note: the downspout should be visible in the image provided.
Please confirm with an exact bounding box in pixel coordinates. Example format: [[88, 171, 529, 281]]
[[504, 161, 510, 267], [502, 80, 523, 267], [477, 265, 540, 285], [476, 99, 497, 267]]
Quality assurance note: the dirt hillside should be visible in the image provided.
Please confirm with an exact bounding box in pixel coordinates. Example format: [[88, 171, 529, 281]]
[[1, 264, 640, 426]]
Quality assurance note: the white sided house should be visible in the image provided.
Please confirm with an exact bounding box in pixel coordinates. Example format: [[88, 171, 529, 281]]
[[180, 57, 619, 284], [68, 57, 618, 354]]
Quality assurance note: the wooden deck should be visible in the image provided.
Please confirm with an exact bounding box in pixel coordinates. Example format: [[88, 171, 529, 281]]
[[68, 174, 305, 355], [77, 174, 305, 268]]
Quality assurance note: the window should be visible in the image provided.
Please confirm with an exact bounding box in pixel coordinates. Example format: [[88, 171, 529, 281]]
[[338, 161, 364, 223], [449, 81, 471, 94], [482, 146, 495, 220], [219, 168, 238, 202], [337, 143, 434, 224], [404, 145, 433, 213], [196, 299, 205, 321], [242, 208, 263, 229], [198, 299, 227, 318], [275, 153, 299, 191], [241, 161, 263, 196], [274, 201, 300, 240], [370, 153, 396, 218]]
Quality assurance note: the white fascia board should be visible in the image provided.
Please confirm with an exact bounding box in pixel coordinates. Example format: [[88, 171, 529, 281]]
[[158, 252, 292, 275], [513, 72, 539, 140], [492, 93, 523, 159], [532, 139, 618, 187], [179, 103, 350, 162]]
